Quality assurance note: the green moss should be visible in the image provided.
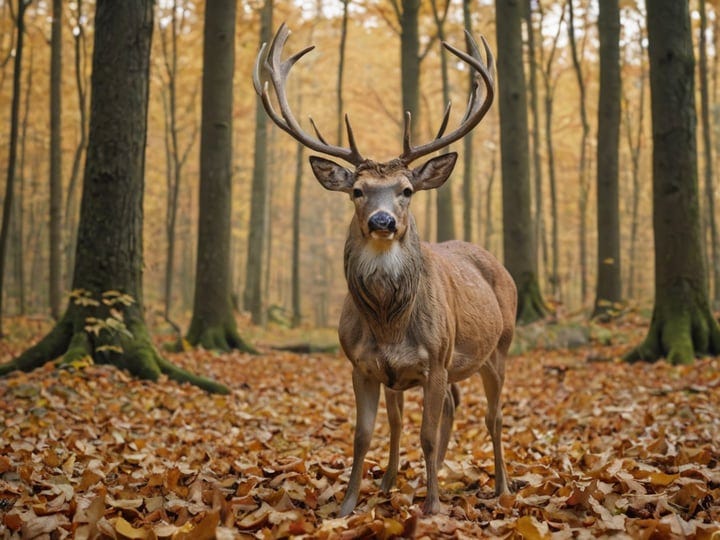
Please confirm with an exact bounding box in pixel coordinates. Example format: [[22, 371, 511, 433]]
[[516, 273, 549, 326], [625, 281, 720, 364], [1, 308, 229, 394]]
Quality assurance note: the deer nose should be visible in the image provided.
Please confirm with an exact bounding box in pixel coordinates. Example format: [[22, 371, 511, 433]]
[[368, 211, 396, 232]]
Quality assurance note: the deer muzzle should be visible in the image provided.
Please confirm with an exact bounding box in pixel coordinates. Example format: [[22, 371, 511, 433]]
[[368, 211, 397, 239]]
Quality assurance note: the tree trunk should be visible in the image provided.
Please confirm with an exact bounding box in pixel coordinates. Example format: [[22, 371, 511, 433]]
[[625, 0, 720, 365], [566, 0, 591, 307], [49, 0, 63, 319], [495, 0, 547, 324], [64, 0, 89, 289], [291, 138, 303, 328], [188, 0, 254, 351], [592, 0, 622, 319], [243, 0, 272, 326], [14, 47, 33, 315], [0, 0, 29, 337], [337, 0, 349, 147], [538, 3, 564, 299], [159, 0, 198, 330], [698, 0, 720, 305], [1, 0, 227, 393], [621, 18, 646, 300], [461, 0, 474, 243], [399, 0, 420, 139], [430, 0, 455, 242], [524, 0, 547, 285]]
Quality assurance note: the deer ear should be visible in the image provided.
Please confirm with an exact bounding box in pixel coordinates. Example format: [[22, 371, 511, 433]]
[[411, 152, 458, 191], [309, 156, 354, 193]]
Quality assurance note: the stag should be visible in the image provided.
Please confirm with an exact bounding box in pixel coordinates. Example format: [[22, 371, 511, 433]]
[[254, 23, 517, 516]]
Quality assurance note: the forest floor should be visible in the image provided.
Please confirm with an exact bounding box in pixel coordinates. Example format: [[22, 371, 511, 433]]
[[0, 312, 719, 539]]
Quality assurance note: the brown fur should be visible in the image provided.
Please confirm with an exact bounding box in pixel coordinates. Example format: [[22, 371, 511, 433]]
[[311, 155, 518, 517]]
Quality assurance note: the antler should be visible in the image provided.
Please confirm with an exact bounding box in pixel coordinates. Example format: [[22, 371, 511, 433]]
[[253, 23, 365, 167], [399, 31, 495, 165]]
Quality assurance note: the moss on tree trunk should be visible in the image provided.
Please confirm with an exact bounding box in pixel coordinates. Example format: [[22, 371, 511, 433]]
[[626, 1, 720, 365], [624, 280, 720, 365], [186, 314, 256, 354], [516, 272, 548, 326], [1, 298, 228, 394], [2, 1, 228, 394]]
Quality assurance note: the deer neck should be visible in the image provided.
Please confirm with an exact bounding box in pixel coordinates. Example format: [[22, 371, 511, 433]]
[[344, 214, 423, 343]]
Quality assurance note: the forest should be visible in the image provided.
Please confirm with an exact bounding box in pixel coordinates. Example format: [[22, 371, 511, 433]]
[[0, 0, 719, 538]]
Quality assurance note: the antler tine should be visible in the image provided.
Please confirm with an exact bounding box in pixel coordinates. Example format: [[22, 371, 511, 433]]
[[344, 114, 362, 161], [402, 111, 413, 156], [309, 117, 329, 144], [399, 31, 495, 165], [253, 23, 365, 167], [435, 101, 452, 140]]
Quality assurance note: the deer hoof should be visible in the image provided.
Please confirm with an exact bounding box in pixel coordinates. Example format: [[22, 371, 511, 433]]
[[380, 472, 396, 493], [421, 497, 441, 515]]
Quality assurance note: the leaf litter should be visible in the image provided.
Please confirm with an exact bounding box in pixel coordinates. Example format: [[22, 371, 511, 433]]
[[0, 318, 719, 539]]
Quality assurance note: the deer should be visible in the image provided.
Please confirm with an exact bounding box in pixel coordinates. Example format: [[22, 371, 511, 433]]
[[254, 23, 517, 516]]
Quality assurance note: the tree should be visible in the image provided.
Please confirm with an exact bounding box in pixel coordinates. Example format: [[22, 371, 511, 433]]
[[625, 0, 720, 364], [243, 0, 272, 326], [0, 0, 31, 337], [592, 0, 622, 319], [0, 0, 227, 393], [157, 0, 198, 327], [64, 0, 90, 285], [524, 0, 547, 282], [49, 0, 62, 319], [461, 0, 474, 243], [566, 0, 591, 305], [698, 0, 720, 305], [495, 0, 547, 324], [187, 0, 253, 352], [429, 0, 455, 242], [537, 2, 565, 299]]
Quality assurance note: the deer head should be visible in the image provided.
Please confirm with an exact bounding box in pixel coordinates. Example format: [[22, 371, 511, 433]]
[[253, 23, 495, 249]]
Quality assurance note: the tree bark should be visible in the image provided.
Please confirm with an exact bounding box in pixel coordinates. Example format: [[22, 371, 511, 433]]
[[0, 0, 29, 336], [49, 0, 63, 319], [538, 3, 565, 300], [495, 0, 547, 324], [64, 0, 89, 288], [188, 0, 254, 351], [243, 0, 272, 326], [698, 0, 720, 305], [430, 0, 455, 242], [524, 0, 547, 286], [291, 137, 304, 328], [461, 0, 474, 243], [625, 0, 720, 365], [1, 0, 227, 393], [566, 0, 591, 306], [592, 0, 622, 319]]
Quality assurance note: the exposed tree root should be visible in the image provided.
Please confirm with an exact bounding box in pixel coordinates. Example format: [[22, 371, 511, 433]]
[[186, 319, 257, 354], [0, 305, 229, 394], [624, 282, 720, 365], [516, 273, 549, 325]]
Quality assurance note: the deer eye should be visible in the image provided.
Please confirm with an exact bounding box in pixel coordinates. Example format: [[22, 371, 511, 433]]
[[352, 188, 364, 199], [402, 187, 413, 198]]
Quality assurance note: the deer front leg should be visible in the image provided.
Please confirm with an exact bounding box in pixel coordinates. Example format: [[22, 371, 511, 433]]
[[339, 368, 380, 517], [381, 387, 403, 493], [420, 369, 448, 514]]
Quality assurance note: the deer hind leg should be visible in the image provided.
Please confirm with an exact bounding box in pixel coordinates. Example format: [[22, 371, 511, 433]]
[[381, 387, 404, 493], [480, 355, 510, 496], [436, 383, 460, 469], [339, 368, 380, 517]]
